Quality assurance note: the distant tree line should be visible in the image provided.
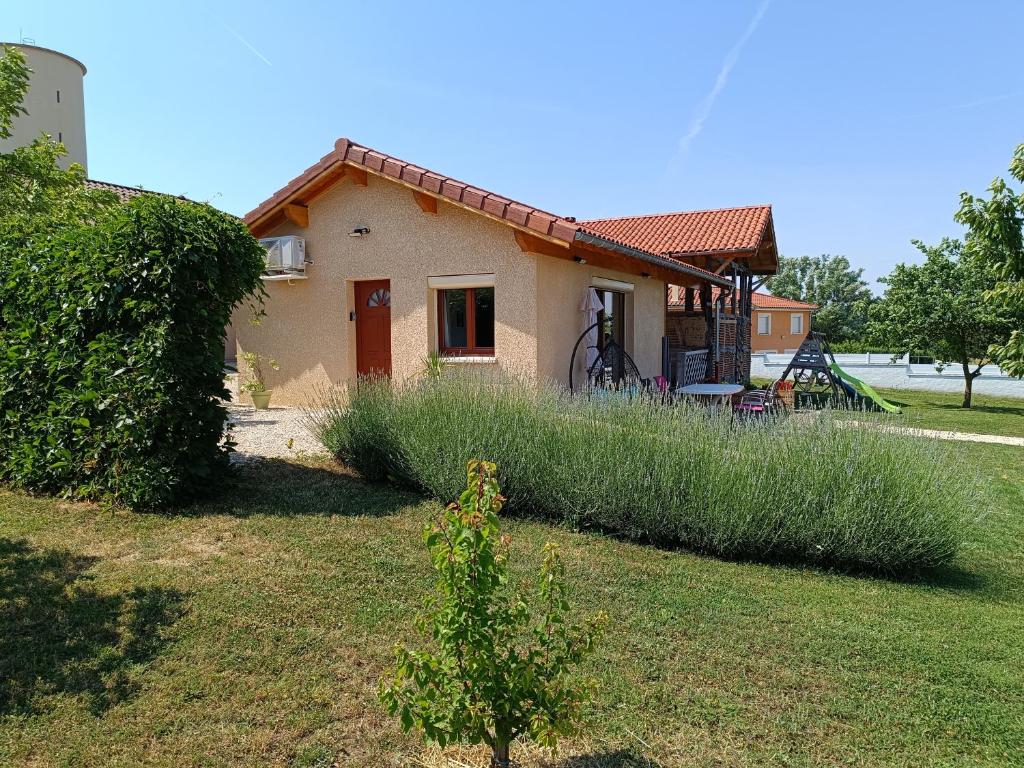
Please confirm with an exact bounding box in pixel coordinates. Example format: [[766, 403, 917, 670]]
[[767, 142, 1024, 408]]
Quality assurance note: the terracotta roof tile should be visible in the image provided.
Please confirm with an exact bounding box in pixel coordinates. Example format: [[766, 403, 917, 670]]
[[84, 179, 190, 203], [84, 179, 149, 201], [243, 137, 746, 288], [749, 292, 818, 310], [582, 205, 772, 257]]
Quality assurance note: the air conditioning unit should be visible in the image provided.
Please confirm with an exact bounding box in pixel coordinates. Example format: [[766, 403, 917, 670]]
[[259, 236, 307, 274]]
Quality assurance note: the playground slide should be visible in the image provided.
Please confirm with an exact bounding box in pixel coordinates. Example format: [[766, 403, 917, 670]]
[[828, 362, 902, 414]]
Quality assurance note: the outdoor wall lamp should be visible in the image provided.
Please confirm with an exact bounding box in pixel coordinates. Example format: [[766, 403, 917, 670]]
[[349, 226, 371, 237], [573, 256, 587, 264]]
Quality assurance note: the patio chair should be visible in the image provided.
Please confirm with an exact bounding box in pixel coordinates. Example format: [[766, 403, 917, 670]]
[[733, 380, 786, 417]]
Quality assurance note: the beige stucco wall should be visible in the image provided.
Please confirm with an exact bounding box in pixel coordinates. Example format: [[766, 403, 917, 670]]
[[536, 257, 666, 386], [234, 171, 670, 405], [0, 44, 87, 171], [234, 173, 543, 405]]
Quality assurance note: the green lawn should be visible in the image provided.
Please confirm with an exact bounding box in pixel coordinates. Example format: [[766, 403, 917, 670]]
[[752, 378, 1024, 437], [876, 387, 1024, 437], [1, 444, 1022, 767]]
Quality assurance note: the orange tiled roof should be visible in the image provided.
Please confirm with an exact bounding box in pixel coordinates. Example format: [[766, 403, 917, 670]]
[[85, 179, 149, 201], [668, 286, 817, 311], [243, 138, 735, 288], [582, 205, 772, 257], [245, 138, 581, 243], [750, 292, 818, 310]]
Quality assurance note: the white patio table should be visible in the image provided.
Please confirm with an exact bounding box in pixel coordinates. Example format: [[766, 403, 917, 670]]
[[674, 383, 745, 407]]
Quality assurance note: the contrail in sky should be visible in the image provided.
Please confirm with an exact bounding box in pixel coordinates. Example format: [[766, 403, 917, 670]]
[[678, 0, 771, 155], [223, 24, 273, 67], [892, 88, 1024, 121]]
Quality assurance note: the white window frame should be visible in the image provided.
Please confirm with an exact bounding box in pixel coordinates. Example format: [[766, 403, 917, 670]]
[[757, 313, 771, 335], [790, 313, 804, 335]]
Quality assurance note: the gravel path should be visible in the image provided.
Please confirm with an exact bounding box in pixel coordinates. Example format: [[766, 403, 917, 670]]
[[876, 424, 1024, 446], [223, 372, 327, 461], [226, 405, 327, 461], [843, 419, 1024, 446]]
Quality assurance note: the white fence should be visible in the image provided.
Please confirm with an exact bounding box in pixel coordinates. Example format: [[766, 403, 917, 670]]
[[751, 352, 1024, 398]]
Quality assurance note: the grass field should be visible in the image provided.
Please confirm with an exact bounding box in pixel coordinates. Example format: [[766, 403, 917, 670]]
[[1, 439, 1021, 767], [878, 388, 1024, 437], [751, 378, 1024, 437]]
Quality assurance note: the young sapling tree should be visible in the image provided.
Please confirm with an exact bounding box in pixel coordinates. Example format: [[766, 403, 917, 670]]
[[380, 460, 605, 768]]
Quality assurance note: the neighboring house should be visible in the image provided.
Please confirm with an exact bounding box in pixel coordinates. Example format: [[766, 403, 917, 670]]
[[236, 138, 780, 405], [668, 287, 817, 354], [747, 293, 817, 353]]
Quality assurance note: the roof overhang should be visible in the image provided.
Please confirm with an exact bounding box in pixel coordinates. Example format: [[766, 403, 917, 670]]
[[244, 138, 732, 289], [666, 217, 778, 276], [573, 230, 731, 288]]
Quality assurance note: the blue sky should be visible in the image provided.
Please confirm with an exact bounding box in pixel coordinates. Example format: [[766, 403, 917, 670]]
[[5, 1, 1024, 288]]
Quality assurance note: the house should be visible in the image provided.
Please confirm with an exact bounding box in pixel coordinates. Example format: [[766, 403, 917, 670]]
[[235, 138, 780, 405], [747, 293, 818, 352], [668, 287, 817, 354]]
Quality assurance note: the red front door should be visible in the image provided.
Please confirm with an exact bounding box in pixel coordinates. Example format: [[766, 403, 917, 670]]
[[354, 279, 392, 377]]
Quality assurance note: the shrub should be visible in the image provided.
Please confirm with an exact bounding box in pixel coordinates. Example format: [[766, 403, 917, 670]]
[[0, 194, 265, 509], [309, 376, 973, 573], [239, 351, 279, 394], [379, 460, 604, 768]]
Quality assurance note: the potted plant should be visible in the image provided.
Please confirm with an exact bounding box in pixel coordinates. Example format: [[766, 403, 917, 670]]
[[239, 351, 279, 410]]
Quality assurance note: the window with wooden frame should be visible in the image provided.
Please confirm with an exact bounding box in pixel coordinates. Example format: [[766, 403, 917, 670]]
[[593, 288, 626, 352], [437, 287, 495, 356]]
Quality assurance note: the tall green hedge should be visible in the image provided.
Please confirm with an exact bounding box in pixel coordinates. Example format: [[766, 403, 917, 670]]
[[0, 194, 265, 509]]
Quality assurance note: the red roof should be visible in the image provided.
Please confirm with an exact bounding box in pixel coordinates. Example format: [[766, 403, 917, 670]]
[[85, 179, 189, 203], [668, 286, 817, 311], [85, 179, 149, 201], [582, 205, 772, 257], [750, 293, 818, 310], [245, 138, 581, 243], [244, 138, 734, 288]]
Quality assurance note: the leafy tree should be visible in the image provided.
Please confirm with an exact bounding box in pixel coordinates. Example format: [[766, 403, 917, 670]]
[[955, 143, 1024, 376], [869, 239, 1016, 408], [767, 254, 873, 343], [380, 460, 605, 768], [0, 44, 267, 508], [0, 44, 29, 138]]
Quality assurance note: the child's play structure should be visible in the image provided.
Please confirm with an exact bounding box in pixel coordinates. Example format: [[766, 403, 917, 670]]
[[779, 333, 902, 413]]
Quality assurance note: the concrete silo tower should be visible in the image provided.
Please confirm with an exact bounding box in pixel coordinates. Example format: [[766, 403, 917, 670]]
[[0, 42, 88, 172]]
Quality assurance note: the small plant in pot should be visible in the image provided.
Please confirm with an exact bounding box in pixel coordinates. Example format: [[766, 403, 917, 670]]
[[240, 351, 279, 410]]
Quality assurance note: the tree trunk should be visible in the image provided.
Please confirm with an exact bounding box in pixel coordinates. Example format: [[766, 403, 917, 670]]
[[962, 361, 974, 409], [490, 742, 510, 768]]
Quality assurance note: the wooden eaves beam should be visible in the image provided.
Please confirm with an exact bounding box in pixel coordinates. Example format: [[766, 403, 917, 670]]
[[514, 230, 569, 258], [283, 202, 309, 228], [713, 255, 737, 274], [412, 190, 438, 214], [347, 166, 368, 186]]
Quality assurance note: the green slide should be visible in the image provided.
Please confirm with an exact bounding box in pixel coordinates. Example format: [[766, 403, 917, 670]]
[[828, 362, 902, 414]]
